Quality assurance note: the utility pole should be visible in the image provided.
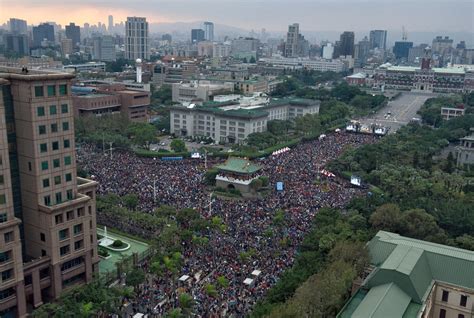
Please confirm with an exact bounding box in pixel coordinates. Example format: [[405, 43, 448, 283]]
[[109, 142, 113, 158], [204, 149, 208, 169], [209, 192, 213, 215], [102, 133, 105, 155], [153, 178, 157, 202]]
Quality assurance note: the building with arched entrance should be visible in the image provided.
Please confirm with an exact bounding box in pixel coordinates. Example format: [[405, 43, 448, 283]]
[[214, 158, 262, 193]]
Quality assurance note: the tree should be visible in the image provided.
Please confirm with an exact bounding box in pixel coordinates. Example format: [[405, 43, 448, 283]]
[[369, 203, 402, 232], [126, 268, 146, 288], [170, 139, 187, 153], [217, 275, 229, 288], [204, 284, 218, 297], [250, 178, 263, 191], [445, 151, 455, 173], [203, 169, 218, 186], [122, 193, 139, 210], [178, 293, 195, 315], [249, 56, 256, 63], [399, 209, 443, 240], [127, 123, 157, 149]]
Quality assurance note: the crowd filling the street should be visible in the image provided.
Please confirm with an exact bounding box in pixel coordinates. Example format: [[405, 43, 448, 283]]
[[77, 132, 379, 317]]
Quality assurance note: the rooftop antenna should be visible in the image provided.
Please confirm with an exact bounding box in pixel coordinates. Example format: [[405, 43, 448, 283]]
[[402, 26, 408, 41]]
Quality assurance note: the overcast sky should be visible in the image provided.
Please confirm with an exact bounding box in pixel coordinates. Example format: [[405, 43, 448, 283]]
[[1, 0, 473, 32]]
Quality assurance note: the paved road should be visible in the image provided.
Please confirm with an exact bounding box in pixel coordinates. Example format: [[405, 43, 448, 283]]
[[359, 92, 436, 133]]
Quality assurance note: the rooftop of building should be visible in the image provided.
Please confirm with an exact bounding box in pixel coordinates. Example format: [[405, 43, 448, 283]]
[[337, 231, 474, 318], [0, 66, 75, 81], [381, 65, 467, 75], [215, 157, 262, 174]]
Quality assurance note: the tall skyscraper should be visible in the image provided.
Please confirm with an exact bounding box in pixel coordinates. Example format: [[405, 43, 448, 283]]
[[191, 29, 205, 43], [108, 15, 114, 33], [284, 23, 299, 57], [338, 31, 355, 57], [32, 23, 55, 47], [125, 17, 150, 60], [369, 30, 387, 50], [322, 43, 334, 59], [355, 36, 370, 65], [65, 23, 81, 49], [393, 41, 414, 60], [0, 67, 99, 317], [92, 35, 116, 61], [9, 18, 27, 34], [432, 36, 453, 55], [3, 33, 30, 56], [204, 22, 214, 41]]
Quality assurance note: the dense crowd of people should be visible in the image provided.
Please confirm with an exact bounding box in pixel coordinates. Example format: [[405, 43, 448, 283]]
[[77, 132, 378, 317]]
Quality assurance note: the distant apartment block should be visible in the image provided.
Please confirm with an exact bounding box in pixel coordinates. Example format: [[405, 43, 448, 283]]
[[72, 82, 150, 122], [125, 17, 150, 60], [172, 81, 234, 104]]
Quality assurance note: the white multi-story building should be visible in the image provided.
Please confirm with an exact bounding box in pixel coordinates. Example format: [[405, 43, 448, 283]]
[[213, 43, 231, 58], [170, 97, 320, 144], [259, 56, 348, 72], [322, 43, 334, 59], [171, 81, 234, 104], [204, 22, 214, 42], [125, 17, 150, 60]]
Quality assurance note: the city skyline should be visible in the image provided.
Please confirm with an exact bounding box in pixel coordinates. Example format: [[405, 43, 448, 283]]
[[1, 0, 472, 32]]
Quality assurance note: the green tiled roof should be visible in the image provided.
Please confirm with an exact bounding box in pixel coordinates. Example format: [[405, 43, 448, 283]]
[[215, 157, 262, 174], [352, 283, 411, 318], [337, 231, 474, 318]]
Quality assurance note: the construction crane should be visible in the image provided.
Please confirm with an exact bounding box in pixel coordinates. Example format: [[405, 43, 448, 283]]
[[402, 26, 408, 41]]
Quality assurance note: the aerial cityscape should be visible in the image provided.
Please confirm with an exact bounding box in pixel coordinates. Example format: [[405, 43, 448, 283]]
[[0, 0, 473, 317]]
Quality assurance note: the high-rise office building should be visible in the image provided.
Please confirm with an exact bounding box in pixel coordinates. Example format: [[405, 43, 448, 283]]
[[355, 36, 370, 65], [92, 35, 116, 61], [3, 34, 30, 56], [125, 17, 150, 60], [204, 22, 214, 41], [61, 38, 73, 56], [9, 18, 27, 35], [393, 41, 414, 60], [32, 23, 55, 47], [338, 31, 355, 57], [322, 43, 334, 59], [432, 36, 453, 55], [65, 23, 81, 49], [284, 23, 299, 57], [191, 29, 205, 43], [0, 67, 99, 317], [108, 15, 114, 33], [369, 30, 387, 50]]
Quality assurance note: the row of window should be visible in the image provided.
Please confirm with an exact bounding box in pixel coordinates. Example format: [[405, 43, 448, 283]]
[[41, 156, 72, 171], [42, 173, 73, 188], [43, 189, 74, 206], [0, 213, 7, 223], [34, 84, 68, 98], [38, 122, 70, 135], [39, 140, 71, 153], [55, 207, 88, 225], [441, 289, 468, 307], [0, 250, 11, 263], [439, 309, 466, 318], [58, 224, 83, 241], [60, 239, 84, 257], [1, 269, 12, 282], [4, 231, 13, 244], [37, 104, 69, 117]]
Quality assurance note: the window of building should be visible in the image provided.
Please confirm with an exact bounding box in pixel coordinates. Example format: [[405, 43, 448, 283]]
[[40, 233, 45, 242], [442, 290, 449, 302], [67, 190, 73, 200], [74, 240, 84, 251], [66, 211, 74, 221], [61, 104, 68, 113], [1, 269, 12, 282], [55, 192, 62, 204], [55, 214, 63, 224], [77, 207, 84, 217], [40, 143, 47, 153], [64, 156, 72, 166], [460, 295, 467, 307], [59, 229, 69, 240], [53, 158, 60, 168], [64, 139, 70, 148], [35, 86, 44, 97], [65, 173, 72, 182], [52, 141, 59, 151], [41, 161, 49, 170], [4, 231, 13, 243], [39, 267, 49, 279], [0, 251, 11, 263], [47, 85, 56, 97], [0, 194, 5, 205], [61, 257, 83, 272], [59, 245, 70, 256], [51, 123, 58, 133], [49, 105, 57, 115], [458, 314, 465, 318], [24, 274, 32, 286], [44, 195, 51, 206], [42, 178, 50, 188], [439, 309, 446, 318], [73, 223, 83, 235], [59, 84, 68, 96], [54, 176, 61, 185], [62, 122, 69, 131], [28, 162, 32, 171], [39, 125, 46, 135], [0, 213, 7, 223]]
